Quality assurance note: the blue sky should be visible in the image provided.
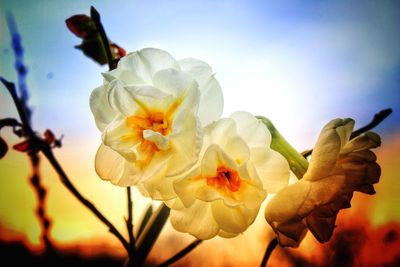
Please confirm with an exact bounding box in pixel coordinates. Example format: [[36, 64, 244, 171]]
[[1, 0, 399, 148]]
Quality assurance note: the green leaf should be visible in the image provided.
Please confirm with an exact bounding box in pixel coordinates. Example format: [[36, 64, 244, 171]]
[[136, 204, 153, 240], [136, 203, 170, 266]]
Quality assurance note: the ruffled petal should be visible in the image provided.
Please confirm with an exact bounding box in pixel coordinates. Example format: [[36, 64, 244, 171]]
[[108, 83, 172, 116], [218, 229, 238, 238], [95, 144, 139, 186], [102, 116, 136, 153], [205, 118, 236, 148], [250, 148, 290, 193], [201, 144, 237, 177], [170, 200, 220, 240], [117, 48, 179, 84], [153, 68, 198, 97], [178, 58, 213, 88], [231, 111, 271, 148], [167, 112, 202, 176], [89, 86, 118, 131], [178, 58, 223, 126], [211, 200, 258, 234]]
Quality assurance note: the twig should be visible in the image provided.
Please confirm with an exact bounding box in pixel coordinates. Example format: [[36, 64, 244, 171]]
[[90, 6, 115, 70], [0, 77, 130, 253], [260, 238, 278, 267], [350, 108, 392, 138], [126, 187, 136, 262], [6, 12, 30, 121], [302, 108, 392, 158], [158, 239, 203, 267], [29, 153, 54, 251], [5, 14, 54, 251]]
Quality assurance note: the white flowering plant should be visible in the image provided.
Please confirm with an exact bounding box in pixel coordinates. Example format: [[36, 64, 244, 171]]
[[0, 6, 392, 267]]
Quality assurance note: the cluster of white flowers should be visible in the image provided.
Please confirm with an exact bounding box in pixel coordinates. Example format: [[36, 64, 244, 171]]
[[90, 48, 381, 244]]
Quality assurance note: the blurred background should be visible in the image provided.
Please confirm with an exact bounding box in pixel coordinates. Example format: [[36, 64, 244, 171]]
[[0, 0, 399, 266]]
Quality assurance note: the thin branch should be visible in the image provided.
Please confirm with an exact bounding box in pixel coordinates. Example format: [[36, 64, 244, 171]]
[[40, 143, 130, 253], [0, 118, 22, 132], [29, 153, 54, 251], [0, 78, 130, 253], [302, 108, 392, 158], [6, 12, 31, 121], [260, 238, 278, 267], [350, 108, 392, 138], [90, 6, 115, 70], [158, 239, 203, 267], [126, 187, 136, 261]]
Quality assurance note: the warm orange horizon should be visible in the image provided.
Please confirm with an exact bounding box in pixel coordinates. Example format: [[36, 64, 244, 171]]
[[0, 131, 399, 265]]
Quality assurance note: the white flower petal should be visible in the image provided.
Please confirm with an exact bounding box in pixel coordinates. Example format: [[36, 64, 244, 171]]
[[170, 200, 220, 240], [231, 111, 271, 148], [143, 130, 169, 150], [205, 118, 236, 148], [178, 58, 213, 88], [153, 68, 198, 97], [167, 113, 202, 176], [197, 78, 223, 126], [218, 230, 238, 238], [95, 144, 139, 186], [108, 83, 172, 116], [102, 116, 136, 152], [102, 67, 145, 85], [224, 136, 250, 164], [118, 48, 179, 84], [211, 200, 258, 234], [172, 87, 200, 126], [178, 58, 223, 126], [250, 148, 290, 193], [89, 86, 118, 131], [174, 167, 203, 208], [201, 144, 237, 177]]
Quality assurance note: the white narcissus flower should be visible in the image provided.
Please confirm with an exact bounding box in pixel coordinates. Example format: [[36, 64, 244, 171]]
[[90, 48, 223, 200], [265, 118, 381, 247], [168, 111, 290, 240]]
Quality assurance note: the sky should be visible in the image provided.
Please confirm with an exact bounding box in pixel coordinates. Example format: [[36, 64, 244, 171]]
[[0, 0, 399, 265]]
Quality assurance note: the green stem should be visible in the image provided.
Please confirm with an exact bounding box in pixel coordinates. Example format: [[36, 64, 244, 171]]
[[136, 203, 170, 266], [126, 187, 136, 263], [90, 6, 115, 70], [257, 116, 309, 179]]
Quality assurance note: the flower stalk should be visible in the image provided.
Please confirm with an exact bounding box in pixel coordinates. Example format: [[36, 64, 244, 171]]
[[257, 116, 309, 179]]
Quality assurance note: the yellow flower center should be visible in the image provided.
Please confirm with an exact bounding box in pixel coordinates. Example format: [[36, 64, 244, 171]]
[[125, 111, 168, 163], [124, 97, 183, 167], [207, 166, 241, 192]]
